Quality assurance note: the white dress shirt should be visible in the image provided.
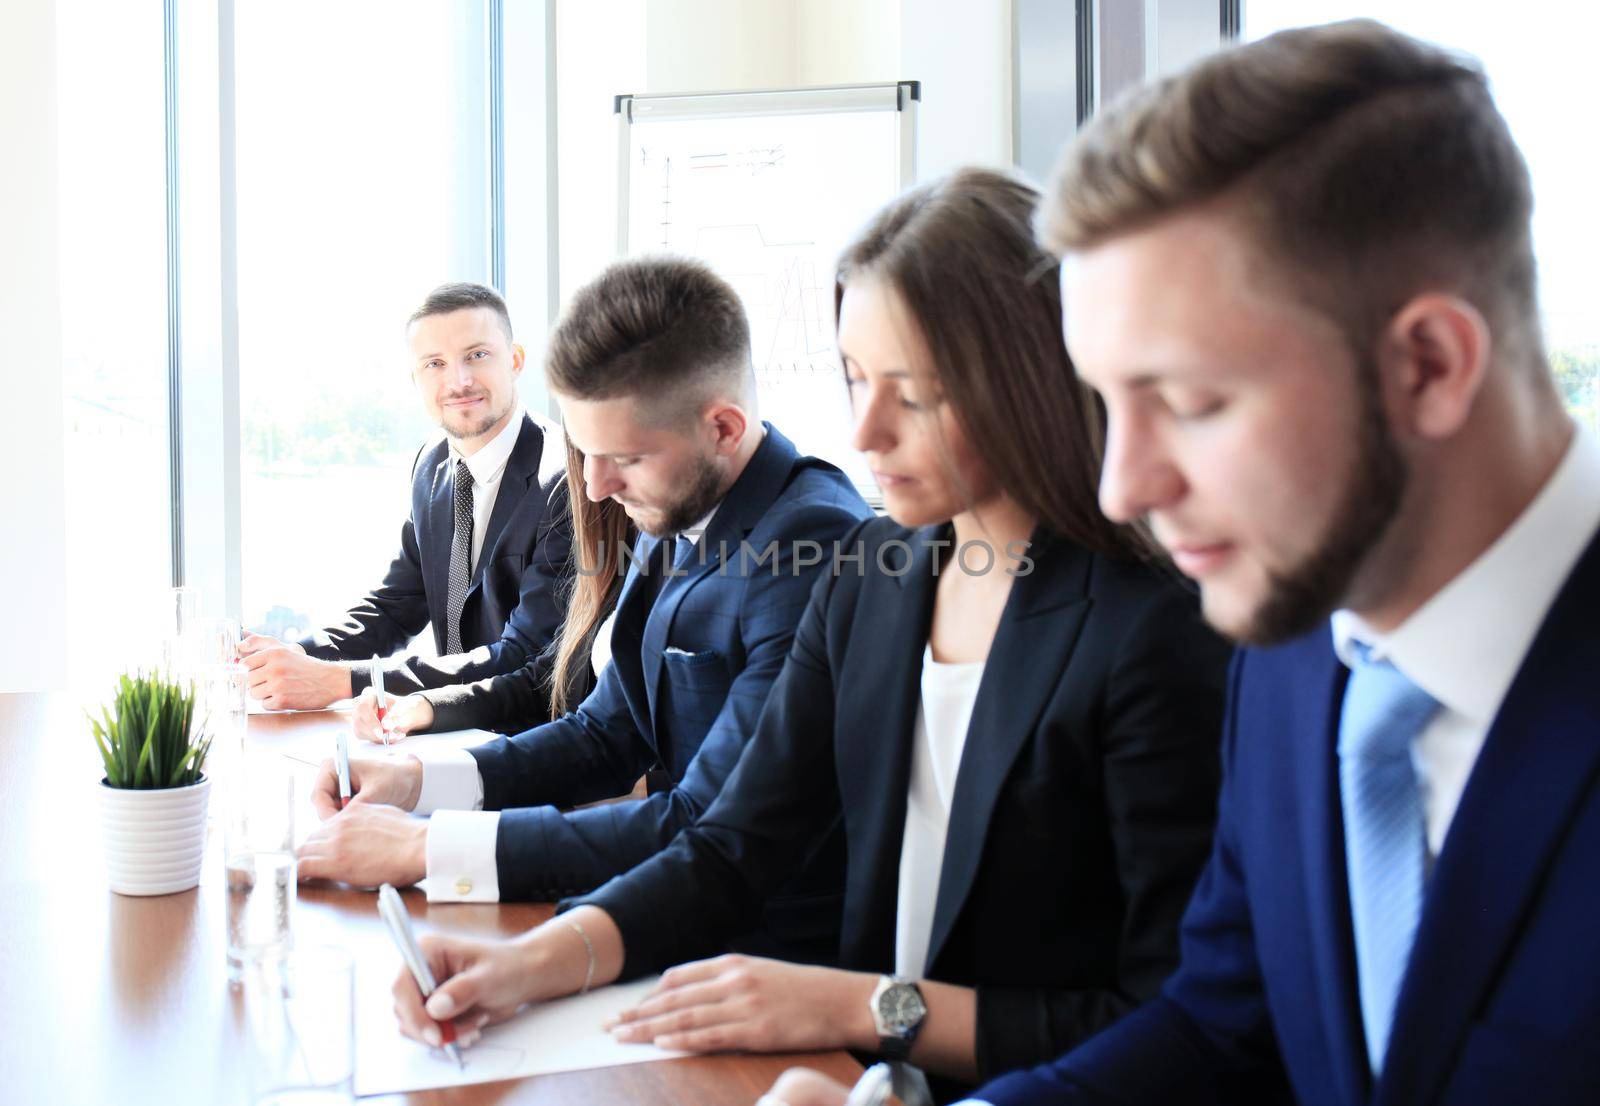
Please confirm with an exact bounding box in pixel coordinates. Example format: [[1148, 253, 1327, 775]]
[[1331, 423, 1600, 858], [417, 506, 721, 902], [895, 646, 986, 979]]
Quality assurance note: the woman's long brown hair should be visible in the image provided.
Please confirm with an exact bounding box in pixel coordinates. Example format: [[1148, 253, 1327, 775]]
[[546, 436, 635, 718], [835, 167, 1156, 560]]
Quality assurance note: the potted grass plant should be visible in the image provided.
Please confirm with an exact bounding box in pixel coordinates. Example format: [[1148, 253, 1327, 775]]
[[92, 670, 214, 895]]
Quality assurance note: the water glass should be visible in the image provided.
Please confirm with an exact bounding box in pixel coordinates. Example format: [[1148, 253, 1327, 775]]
[[203, 660, 250, 785], [241, 945, 354, 1105], [226, 768, 296, 979], [161, 585, 205, 674]]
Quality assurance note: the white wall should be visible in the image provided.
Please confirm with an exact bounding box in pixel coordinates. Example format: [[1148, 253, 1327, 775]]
[[0, 0, 69, 692], [554, 0, 646, 320], [901, 0, 1013, 179], [644, 0, 802, 93], [553, 0, 911, 310]]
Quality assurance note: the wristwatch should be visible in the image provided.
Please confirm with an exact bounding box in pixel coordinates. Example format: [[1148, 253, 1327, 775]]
[[869, 975, 928, 1061]]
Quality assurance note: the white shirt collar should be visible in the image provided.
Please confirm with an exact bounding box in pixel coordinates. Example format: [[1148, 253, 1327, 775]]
[[677, 506, 719, 548], [449, 404, 524, 487], [1332, 423, 1600, 725]]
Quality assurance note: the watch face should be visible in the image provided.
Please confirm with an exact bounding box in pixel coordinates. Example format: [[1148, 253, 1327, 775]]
[[877, 983, 928, 1033]]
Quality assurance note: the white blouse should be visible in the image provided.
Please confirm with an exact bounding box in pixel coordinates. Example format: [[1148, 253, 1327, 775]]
[[894, 644, 986, 979]]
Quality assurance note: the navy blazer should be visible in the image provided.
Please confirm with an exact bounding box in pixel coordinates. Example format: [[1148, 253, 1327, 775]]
[[297, 414, 576, 717], [978, 526, 1600, 1106], [577, 517, 1232, 1092], [464, 425, 872, 934]]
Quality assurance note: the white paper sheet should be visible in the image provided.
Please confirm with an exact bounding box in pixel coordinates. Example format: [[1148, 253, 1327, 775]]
[[353, 972, 685, 1096], [277, 725, 497, 768]]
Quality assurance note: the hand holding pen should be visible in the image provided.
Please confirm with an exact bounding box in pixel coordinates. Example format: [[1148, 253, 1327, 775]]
[[378, 883, 464, 1068], [351, 690, 435, 744], [368, 655, 388, 746]]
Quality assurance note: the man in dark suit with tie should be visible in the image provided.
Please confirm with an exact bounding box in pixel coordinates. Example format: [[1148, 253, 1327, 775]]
[[238, 283, 577, 720], [298, 257, 870, 961], [926, 19, 1600, 1106]]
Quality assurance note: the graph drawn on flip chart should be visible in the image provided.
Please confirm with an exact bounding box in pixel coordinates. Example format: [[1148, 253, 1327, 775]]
[[618, 83, 919, 503]]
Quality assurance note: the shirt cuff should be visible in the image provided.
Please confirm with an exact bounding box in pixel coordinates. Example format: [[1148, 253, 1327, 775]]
[[411, 746, 486, 815], [424, 810, 501, 903]]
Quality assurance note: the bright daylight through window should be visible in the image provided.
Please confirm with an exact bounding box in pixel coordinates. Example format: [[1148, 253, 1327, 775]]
[[1246, 1, 1600, 429], [235, 0, 491, 641]]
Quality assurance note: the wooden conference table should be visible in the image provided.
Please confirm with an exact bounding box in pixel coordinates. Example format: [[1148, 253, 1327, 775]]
[[0, 691, 861, 1104]]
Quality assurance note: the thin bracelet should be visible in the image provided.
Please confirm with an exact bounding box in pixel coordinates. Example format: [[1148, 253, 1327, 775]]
[[563, 918, 597, 995]]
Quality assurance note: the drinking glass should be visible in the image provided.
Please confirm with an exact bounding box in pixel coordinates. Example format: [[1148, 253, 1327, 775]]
[[225, 768, 296, 980], [162, 585, 205, 674], [204, 659, 250, 786], [241, 945, 354, 1105]]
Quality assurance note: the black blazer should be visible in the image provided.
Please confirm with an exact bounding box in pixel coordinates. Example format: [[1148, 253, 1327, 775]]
[[298, 414, 578, 717], [579, 516, 1231, 1093]]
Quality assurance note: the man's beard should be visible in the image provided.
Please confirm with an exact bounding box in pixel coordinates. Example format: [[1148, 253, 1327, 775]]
[[638, 451, 725, 538], [1237, 369, 1408, 646], [443, 393, 514, 442]]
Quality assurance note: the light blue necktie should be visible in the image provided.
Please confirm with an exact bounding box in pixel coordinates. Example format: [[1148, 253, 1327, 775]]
[[1338, 642, 1438, 1075]]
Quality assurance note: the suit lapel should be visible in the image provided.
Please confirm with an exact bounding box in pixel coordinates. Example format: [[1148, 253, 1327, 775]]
[[468, 415, 545, 591], [641, 535, 716, 736], [923, 536, 1092, 971], [834, 529, 941, 970], [609, 533, 667, 739], [1285, 634, 1371, 1106], [638, 424, 801, 742], [1378, 533, 1600, 1106]]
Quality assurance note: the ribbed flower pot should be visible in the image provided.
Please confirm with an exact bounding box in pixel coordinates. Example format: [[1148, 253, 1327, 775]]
[[99, 774, 212, 896]]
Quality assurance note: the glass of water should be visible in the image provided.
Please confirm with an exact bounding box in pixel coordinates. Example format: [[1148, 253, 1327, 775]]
[[226, 768, 296, 980], [162, 585, 205, 675], [241, 945, 354, 1105]]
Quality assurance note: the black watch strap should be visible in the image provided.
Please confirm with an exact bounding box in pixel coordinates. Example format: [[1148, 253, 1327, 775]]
[[879, 1033, 914, 1062]]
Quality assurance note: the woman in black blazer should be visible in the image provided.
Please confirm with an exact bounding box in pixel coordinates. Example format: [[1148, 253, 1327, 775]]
[[390, 168, 1231, 1099]]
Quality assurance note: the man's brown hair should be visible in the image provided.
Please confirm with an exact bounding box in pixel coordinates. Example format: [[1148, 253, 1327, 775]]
[[837, 166, 1150, 559], [546, 256, 754, 425], [408, 282, 513, 341], [1041, 19, 1542, 368]]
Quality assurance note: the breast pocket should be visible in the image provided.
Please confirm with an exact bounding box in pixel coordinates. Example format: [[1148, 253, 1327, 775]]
[[485, 552, 526, 594], [659, 647, 734, 716], [1442, 1020, 1600, 1102]]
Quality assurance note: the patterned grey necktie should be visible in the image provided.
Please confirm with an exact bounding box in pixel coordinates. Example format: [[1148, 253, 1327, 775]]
[[444, 459, 474, 655]]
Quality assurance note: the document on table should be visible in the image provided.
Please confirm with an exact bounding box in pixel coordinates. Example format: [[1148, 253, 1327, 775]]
[[353, 972, 686, 1095], [277, 726, 497, 767]]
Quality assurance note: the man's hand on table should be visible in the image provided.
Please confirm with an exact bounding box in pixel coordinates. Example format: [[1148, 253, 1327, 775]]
[[309, 754, 424, 819], [240, 633, 353, 710], [297, 802, 428, 889]]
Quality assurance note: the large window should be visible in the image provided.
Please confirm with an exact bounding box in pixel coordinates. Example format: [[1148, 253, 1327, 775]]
[[1244, 3, 1600, 428], [234, 1, 492, 639], [56, 0, 173, 694]]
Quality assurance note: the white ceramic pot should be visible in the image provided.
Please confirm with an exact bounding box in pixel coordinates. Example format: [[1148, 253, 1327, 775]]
[[99, 775, 212, 896]]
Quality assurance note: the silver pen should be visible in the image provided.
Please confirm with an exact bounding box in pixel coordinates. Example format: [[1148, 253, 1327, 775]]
[[843, 1062, 895, 1106], [377, 883, 464, 1068], [369, 654, 388, 745]]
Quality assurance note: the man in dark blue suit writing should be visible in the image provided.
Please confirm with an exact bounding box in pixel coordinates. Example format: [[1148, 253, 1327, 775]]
[[768, 19, 1600, 1106], [298, 257, 870, 961]]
